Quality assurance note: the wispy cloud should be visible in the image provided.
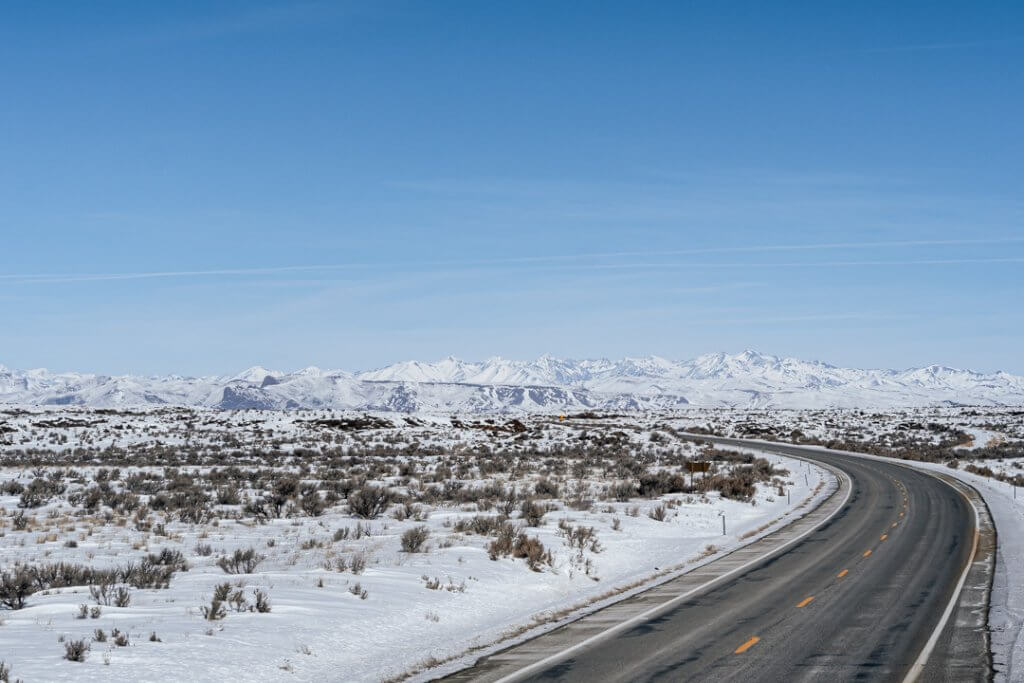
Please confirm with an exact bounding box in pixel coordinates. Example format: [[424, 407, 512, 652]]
[[549, 257, 1024, 272], [0, 264, 374, 285], [477, 237, 1024, 265], [2, 237, 1021, 285]]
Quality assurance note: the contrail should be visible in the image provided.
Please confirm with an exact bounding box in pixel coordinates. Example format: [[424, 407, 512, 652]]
[[2, 237, 1021, 284], [497, 237, 1024, 264], [550, 257, 1024, 271]]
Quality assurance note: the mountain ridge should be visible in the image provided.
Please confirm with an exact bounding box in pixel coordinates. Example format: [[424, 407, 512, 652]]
[[2, 351, 1022, 412]]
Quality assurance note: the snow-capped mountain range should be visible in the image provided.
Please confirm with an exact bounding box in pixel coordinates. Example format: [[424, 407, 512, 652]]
[[2, 351, 1023, 412]]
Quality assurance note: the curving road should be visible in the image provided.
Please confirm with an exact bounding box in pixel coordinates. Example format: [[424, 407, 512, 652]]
[[444, 439, 987, 683]]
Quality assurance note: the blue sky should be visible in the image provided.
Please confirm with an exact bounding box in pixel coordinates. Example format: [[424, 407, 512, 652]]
[[1, 1, 1022, 375]]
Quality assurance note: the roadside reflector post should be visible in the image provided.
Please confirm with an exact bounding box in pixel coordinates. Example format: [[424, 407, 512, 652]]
[[719, 510, 726, 535], [787, 488, 791, 505]]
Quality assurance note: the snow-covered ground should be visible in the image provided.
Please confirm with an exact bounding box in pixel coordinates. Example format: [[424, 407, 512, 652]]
[[897, 461, 1023, 681], [0, 410, 829, 683], [2, 405, 1021, 682], [4, 349, 1024, 411], [670, 407, 1024, 682], [961, 426, 1004, 450]]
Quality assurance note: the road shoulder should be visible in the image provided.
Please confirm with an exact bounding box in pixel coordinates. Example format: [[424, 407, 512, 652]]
[[915, 472, 996, 682], [429, 458, 849, 683]]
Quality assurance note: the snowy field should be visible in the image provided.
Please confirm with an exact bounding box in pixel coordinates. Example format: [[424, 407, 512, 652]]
[[0, 409, 830, 682], [1, 405, 1021, 682], [677, 406, 1024, 682]]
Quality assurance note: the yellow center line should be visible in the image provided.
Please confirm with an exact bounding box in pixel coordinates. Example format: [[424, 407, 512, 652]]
[[837, 569, 849, 578], [796, 596, 814, 608], [880, 534, 888, 541], [863, 549, 872, 557], [892, 522, 898, 528], [735, 636, 760, 654]]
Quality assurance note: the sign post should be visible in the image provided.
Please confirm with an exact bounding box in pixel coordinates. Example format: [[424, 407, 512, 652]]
[[687, 461, 710, 488]]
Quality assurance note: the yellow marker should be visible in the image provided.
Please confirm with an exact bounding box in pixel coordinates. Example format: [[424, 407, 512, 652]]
[[796, 596, 814, 608], [863, 549, 872, 557], [735, 636, 760, 654], [880, 534, 888, 541], [837, 569, 849, 578]]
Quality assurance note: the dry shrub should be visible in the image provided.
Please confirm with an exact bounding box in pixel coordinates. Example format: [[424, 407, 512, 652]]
[[217, 547, 264, 574], [63, 639, 89, 662], [400, 526, 430, 553], [347, 486, 391, 519]]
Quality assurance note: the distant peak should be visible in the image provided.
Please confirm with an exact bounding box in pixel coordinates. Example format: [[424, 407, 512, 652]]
[[2, 352, 1020, 411], [230, 366, 283, 383]]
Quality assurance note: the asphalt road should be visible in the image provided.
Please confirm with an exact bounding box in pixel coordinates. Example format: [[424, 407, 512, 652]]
[[449, 440, 982, 682]]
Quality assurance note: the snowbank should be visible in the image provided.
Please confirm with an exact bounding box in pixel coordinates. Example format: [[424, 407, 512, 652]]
[[0, 454, 830, 683]]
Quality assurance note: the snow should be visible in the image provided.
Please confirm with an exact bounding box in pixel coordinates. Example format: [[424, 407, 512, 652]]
[[961, 427, 1003, 450], [1, 404, 1021, 682], [0, 452, 830, 682], [896, 461, 1023, 681], [661, 406, 1023, 683], [2, 351, 1024, 411], [788, 449, 1023, 682]]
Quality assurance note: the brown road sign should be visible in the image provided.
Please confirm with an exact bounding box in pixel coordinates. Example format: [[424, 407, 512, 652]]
[[687, 461, 711, 473]]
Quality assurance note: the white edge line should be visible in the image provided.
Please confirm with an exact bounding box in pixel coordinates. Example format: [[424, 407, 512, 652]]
[[691, 435, 984, 683], [901, 475, 982, 683], [493, 449, 852, 683]]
